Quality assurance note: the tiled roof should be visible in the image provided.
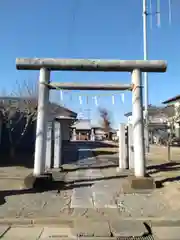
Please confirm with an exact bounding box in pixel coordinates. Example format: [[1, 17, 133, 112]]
[[0, 96, 77, 119], [71, 119, 92, 130], [124, 105, 174, 118], [71, 119, 116, 132]]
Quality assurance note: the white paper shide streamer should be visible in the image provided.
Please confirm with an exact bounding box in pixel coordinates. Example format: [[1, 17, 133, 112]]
[[121, 93, 125, 103], [157, 0, 161, 28], [60, 90, 63, 101], [112, 95, 115, 105], [94, 96, 98, 106], [168, 0, 172, 25], [79, 95, 82, 105]]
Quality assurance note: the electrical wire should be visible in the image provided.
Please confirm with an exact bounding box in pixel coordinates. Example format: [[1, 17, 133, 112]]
[[168, 0, 172, 25], [66, 0, 81, 53]]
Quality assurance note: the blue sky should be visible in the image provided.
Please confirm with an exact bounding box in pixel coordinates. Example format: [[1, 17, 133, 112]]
[[0, 0, 180, 128]]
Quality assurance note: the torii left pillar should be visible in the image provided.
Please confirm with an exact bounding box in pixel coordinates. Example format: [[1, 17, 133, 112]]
[[34, 68, 50, 176]]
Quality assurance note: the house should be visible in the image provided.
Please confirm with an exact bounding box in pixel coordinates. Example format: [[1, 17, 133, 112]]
[[71, 119, 92, 140], [124, 104, 174, 142], [0, 96, 77, 153], [49, 102, 77, 142], [162, 95, 180, 138], [71, 119, 116, 141], [92, 124, 116, 140]]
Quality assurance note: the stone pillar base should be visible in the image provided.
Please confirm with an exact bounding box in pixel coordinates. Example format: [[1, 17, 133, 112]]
[[24, 173, 53, 190], [127, 176, 156, 190]]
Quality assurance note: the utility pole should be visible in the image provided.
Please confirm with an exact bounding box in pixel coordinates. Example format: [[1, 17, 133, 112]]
[[142, 0, 172, 152], [143, 0, 149, 153]]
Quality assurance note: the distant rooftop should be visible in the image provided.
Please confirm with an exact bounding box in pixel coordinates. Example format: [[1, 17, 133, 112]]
[[162, 95, 180, 104], [124, 104, 174, 118], [71, 119, 91, 130], [124, 105, 158, 117], [71, 119, 116, 132]]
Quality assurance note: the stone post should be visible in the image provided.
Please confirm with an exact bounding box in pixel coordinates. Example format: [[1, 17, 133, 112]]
[[72, 128, 76, 141], [33, 68, 50, 176], [90, 128, 95, 141], [54, 121, 62, 168], [118, 123, 128, 169], [128, 123, 134, 169], [45, 121, 53, 170]]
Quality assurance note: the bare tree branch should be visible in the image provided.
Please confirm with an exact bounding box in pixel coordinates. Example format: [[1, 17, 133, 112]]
[[98, 107, 112, 140], [0, 79, 39, 158], [0, 78, 66, 158]]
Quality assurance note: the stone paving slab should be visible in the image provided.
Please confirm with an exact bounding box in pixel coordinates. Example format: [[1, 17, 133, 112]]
[[92, 191, 116, 208], [0, 189, 72, 219], [70, 186, 93, 208], [89, 169, 104, 178], [2, 226, 43, 239], [110, 220, 149, 237], [70, 168, 94, 208], [70, 208, 103, 219], [1, 222, 180, 239], [0, 226, 10, 238], [39, 226, 72, 239], [152, 226, 180, 240], [72, 220, 111, 237], [76, 238, 117, 240], [116, 191, 170, 218], [96, 208, 122, 219]]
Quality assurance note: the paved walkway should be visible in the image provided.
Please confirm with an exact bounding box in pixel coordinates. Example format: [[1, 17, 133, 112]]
[[70, 146, 116, 209], [0, 157, 180, 219], [1, 222, 180, 239], [1, 142, 180, 238], [1, 145, 180, 220]]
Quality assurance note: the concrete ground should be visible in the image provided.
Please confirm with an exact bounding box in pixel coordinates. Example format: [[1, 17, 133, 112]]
[[1, 141, 180, 238]]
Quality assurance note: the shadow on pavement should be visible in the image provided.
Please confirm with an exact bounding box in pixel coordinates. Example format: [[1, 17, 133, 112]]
[[155, 175, 180, 188], [69, 140, 117, 149], [0, 141, 117, 167], [0, 182, 93, 206], [66, 174, 127, 184], [0, 173, 126, 206], [148, 161, 180, 188], [147, 161, 180, 174], [62, 140, 118, 164], [62, 163, 118, 172], [92, 150, 118, 157], [159, 175, 180, 184], [0, 153, 34, 169]]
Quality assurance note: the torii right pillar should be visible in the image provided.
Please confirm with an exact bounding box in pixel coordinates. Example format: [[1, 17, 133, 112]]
[[131, 69, 155, 189], [132, 69, 145, 177]]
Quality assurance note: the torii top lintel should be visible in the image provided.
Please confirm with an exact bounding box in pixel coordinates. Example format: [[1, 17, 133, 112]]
[[16, 58, 167, 73]]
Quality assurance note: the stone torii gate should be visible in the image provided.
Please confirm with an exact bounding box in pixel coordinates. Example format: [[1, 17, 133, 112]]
[[16, 58, 167, 186]]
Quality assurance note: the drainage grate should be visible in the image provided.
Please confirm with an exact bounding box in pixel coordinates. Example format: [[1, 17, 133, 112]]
[[117, 236, 154, 240]]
